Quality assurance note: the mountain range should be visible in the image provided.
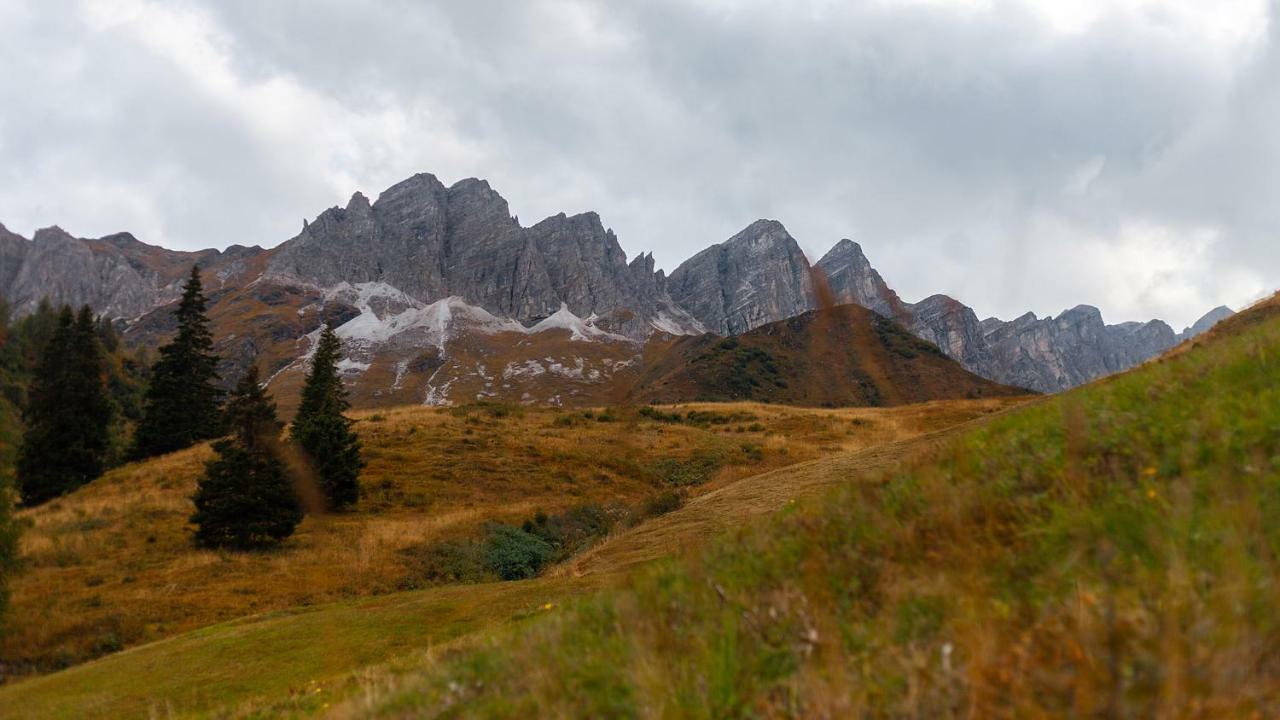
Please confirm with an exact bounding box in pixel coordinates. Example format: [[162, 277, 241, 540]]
[[0, 172, 1235, 404]]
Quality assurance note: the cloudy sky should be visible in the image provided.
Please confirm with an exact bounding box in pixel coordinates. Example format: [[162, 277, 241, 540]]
[[1, 0, 1277, 328]]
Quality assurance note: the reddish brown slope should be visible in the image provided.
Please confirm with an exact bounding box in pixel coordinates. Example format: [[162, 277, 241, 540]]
[[631, 303, 1029, 407]]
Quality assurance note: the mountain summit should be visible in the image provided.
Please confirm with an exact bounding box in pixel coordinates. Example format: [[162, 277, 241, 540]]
[[0, 170, 1237, 400]]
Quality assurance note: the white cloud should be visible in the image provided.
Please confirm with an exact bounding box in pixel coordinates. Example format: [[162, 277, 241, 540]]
[[0, 0, 1277, 329]]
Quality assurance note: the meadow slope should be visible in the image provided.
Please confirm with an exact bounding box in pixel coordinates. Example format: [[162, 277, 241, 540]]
[[330, 293, 1280, 718], [0, 398, 1021, 718]]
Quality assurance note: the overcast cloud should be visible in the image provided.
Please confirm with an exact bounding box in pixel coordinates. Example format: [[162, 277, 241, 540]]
[[1, 0, 1277, 328]]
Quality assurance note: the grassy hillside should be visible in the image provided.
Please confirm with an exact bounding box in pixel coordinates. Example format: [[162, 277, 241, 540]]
[[0, 398, 1016, 718], [338, 293, 1280, 717], [0, 399, 1016, 682], [634, 304, 1025, 407]]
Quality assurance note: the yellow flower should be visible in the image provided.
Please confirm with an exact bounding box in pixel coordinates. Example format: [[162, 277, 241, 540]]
[[1142, 467, 1157, 477], [1146, 488, 1157, 500], [542, 602, 555, 611]]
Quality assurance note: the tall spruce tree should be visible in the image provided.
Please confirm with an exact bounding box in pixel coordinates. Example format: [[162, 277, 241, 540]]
[[191, 365, 301, 550], [133, 266, 223, 459], [16, 306, 115, 505], [0, 438, 18, 629], [291, 324, 363, 509]]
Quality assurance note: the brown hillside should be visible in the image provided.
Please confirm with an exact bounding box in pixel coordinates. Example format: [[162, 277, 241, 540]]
[[632, 303, 1028, 406]]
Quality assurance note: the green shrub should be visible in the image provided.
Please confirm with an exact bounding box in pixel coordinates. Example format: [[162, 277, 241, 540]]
[[482, 525, 554, 581], [524, 504, 616, 561], [644, 490, 684, 517], [401, 539, 486, 584], [648, 451, 724, 487], [638, 406, 683, 423]]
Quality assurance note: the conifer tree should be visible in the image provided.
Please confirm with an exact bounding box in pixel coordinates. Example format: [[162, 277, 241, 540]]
[[291, 324, 364, 509], [16, 306, 115, 505], [0, 452, 18, 628], [133, 266, 223, 459], [191, 365, 301, 550]]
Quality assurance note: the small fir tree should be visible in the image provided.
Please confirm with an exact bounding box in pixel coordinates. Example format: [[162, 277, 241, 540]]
[[0, 455, 18, 629], [133, 266, 223, 458], [191, 365, 301, 550], [291, 324, 363, 509], [16, 306, 115, 505]]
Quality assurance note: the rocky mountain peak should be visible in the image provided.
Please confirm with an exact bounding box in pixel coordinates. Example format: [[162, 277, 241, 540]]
[[98, 232, 145, 249], [346, 191, 372, 213], [32, 226, 75, 244], [816, 238, 903, 317], [265, 172, 703, 338], [667, 219, 814, 335], [1181, 305, 1234, 339]]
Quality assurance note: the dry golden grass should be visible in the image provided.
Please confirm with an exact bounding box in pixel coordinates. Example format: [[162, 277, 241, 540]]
[[1, 398, 1023, 680]]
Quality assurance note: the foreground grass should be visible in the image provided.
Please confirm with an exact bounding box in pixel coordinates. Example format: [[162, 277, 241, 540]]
[[0, 399, 1018, 716], [342, 296, 1280, 717]]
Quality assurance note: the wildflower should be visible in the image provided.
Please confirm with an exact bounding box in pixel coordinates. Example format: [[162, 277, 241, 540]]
[[1142, 466, 1157, 477], [1147, 488, 1157, 500], [542, 602, 555, 611]]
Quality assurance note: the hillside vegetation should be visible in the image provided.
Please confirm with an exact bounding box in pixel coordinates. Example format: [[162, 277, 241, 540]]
[[635, 304, 1025, 407], [0, 399, 1016, 682], [338, 293, 1280, 717]]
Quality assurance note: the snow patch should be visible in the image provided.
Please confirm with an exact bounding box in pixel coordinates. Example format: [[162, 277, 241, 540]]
[[529, 303, 628, 342], [337, 358, 371, 374]]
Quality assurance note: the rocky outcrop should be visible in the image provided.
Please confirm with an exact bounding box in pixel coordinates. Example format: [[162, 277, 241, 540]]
[[667, 220, 814, 335], [815, 239, 904, 317], [3, 169, 1228, 397], [816, 238, 1199, 392], [981, 306, 1176, 391], [0, 225, 263, 319], [1179, 306, 1234, 340], [266, 174, 701, 337], [906, 294, 995, 374]]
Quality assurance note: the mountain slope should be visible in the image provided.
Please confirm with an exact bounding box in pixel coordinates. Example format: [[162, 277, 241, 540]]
[[667, 219, 814, 335], [633, 304, 1025, 406], [265, 174, 701, 338], [1, 171, 1236, 399], [0, 225, 260, 319], [814, 236, 1229, 392], [0, 399, 1021, 717], [342, 291, 1280, 718]]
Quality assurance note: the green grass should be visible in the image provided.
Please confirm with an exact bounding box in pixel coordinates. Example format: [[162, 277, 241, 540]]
[[346, 298, 1280, 717], [0, 577, 601, 719]]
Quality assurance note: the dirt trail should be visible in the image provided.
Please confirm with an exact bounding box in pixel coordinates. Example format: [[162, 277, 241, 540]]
[[561, 403, 1020, 577]]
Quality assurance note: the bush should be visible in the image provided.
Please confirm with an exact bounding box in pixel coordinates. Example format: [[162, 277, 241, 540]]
[[648, 451, 724, 487], [643, 490, 684, 517], [524, 504, 614, 560], [402, 539, 487, 584], [482, 525, 554, 581], [638, 406, 683, 423]]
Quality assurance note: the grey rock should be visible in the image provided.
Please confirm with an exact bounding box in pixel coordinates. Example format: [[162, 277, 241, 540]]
[[0, 223, 29, 292], [815, 239, 904, 317], [905, 294, 995, 374], [1179, 305, 1234, 340], [267, 174, 699, 337], [0, 225, 263, 319], [806, 237, 1199, 392], [667, 219, 814, 335]]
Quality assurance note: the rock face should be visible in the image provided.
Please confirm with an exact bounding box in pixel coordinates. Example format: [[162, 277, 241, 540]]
[[3, 170, 1230, 398], [0, 225, 261, 319], [815, 239, 903, 317], [1179, 306, 1234, 340], [667, 220, 814, 335], [266, 174, 701, 337], [817, 239, 1194, 392], [981, 307, 1176, 392]]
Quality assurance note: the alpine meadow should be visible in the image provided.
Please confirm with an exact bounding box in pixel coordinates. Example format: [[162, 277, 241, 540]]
[[0, 2, 1277, 718]]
